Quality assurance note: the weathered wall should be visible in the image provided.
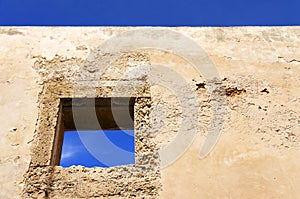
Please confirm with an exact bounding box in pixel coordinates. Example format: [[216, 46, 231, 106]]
[[0, 27, 299, 198]]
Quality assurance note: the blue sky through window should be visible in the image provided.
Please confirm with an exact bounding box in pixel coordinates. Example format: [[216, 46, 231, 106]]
[[60, 130, 135, 168]]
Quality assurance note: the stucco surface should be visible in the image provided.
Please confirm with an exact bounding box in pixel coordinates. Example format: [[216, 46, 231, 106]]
[[0, 27, 299, 198]]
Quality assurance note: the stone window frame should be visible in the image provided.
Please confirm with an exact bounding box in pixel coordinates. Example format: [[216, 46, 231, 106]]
[[23, 81, 160, 198]]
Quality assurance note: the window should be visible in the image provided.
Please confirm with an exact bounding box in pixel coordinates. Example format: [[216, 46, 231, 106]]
[[51, 98, 135, 168]]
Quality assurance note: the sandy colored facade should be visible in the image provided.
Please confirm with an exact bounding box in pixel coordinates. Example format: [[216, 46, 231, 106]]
[[0, 27, 299, 198]]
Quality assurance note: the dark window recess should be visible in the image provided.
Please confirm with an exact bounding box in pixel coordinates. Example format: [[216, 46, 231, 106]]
[[51, 98, 135, 168]]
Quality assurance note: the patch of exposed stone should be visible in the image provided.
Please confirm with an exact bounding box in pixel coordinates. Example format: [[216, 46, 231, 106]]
[[23, 52, 161, 198]]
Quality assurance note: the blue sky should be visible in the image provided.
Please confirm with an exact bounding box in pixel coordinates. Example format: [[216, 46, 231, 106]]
[[60, 130, 135, 168], [0, 0, 299, 26]]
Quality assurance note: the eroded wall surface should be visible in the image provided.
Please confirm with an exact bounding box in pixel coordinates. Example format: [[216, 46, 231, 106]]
[[0, 27, 299, 198]]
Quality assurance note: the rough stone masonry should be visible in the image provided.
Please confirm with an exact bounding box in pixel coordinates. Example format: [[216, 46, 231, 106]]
[[0, 27, 299, 198]]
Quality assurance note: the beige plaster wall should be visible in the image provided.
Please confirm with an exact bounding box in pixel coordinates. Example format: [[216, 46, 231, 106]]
[[0, 27, 299, 198]]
